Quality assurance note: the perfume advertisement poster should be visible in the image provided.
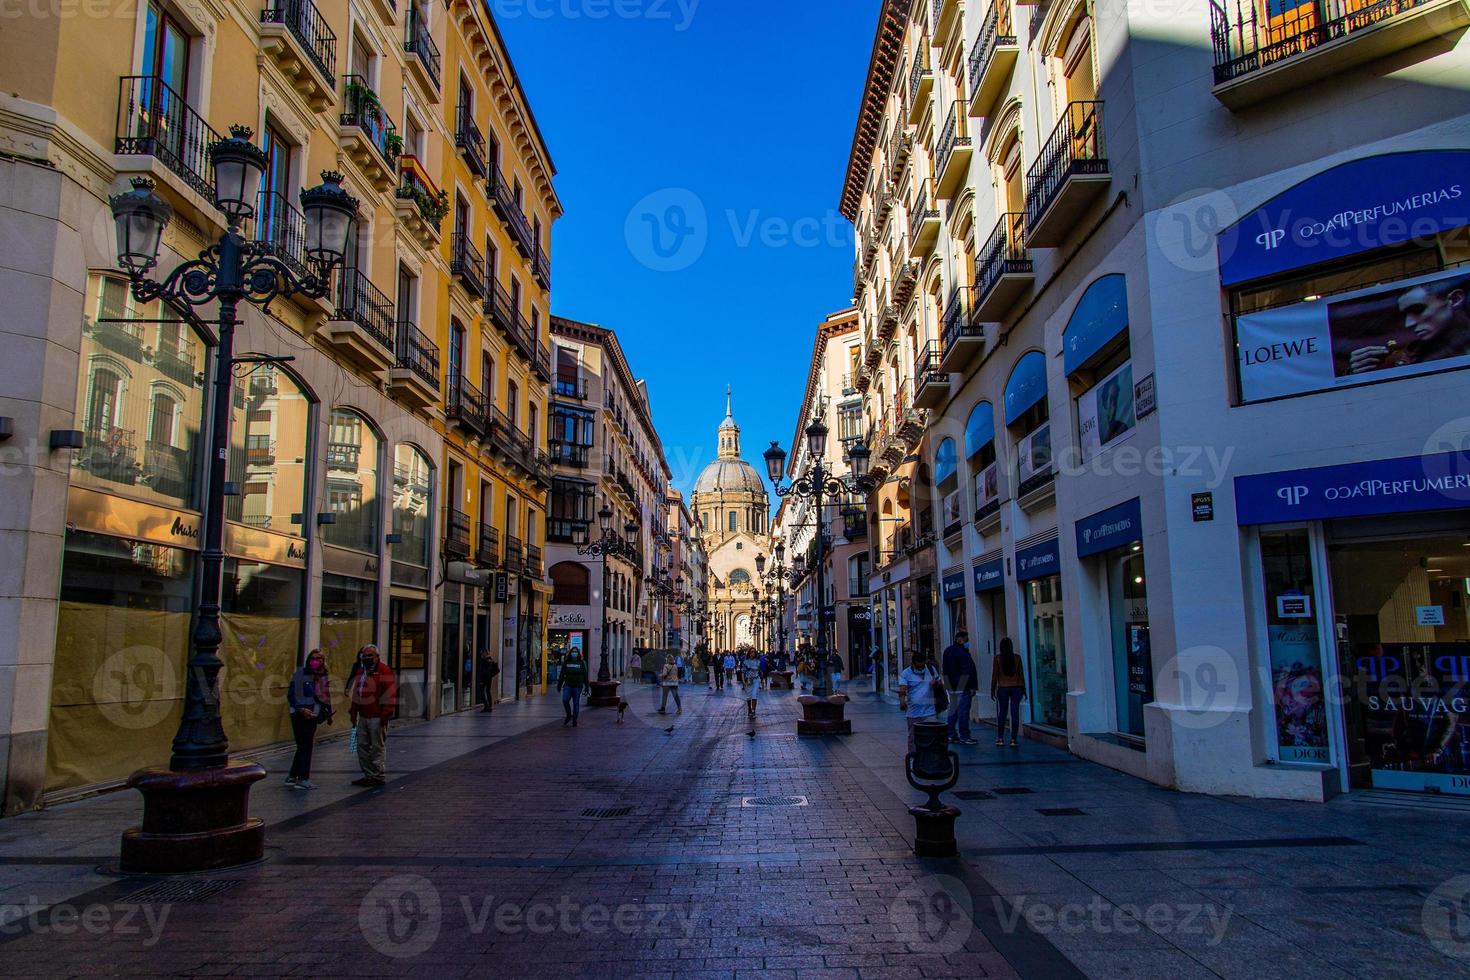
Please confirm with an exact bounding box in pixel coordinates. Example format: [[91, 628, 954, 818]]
[[1357, 642, 1470, 795]]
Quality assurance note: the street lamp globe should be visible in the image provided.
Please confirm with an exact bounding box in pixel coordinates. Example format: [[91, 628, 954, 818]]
[[624, 520, 638, 537], [775, 541, 785, 561], [805, 418, 829, 459], [846, 440, 871, 481], [108, 177, 172, 276], [763, 440, 787, 484], [300, 171, 359, 268], [209, 125, 268, 226], [598, 505, 613, 534], [755, 553, 766, 576]]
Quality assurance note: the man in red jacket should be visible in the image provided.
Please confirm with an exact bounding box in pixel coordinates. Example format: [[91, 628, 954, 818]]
[[348, 645, 397, 787]]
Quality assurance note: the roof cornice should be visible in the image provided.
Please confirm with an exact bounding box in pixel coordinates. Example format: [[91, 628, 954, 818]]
[[840, 0, 913, 223]]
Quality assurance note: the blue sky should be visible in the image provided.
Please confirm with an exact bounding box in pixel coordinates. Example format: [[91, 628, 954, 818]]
[[494, 0, 877, 495]]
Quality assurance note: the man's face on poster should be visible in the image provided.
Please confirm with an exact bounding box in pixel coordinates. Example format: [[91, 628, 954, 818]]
[[1399, 284, 1466, 345], [1100, 381, 1119, 422]]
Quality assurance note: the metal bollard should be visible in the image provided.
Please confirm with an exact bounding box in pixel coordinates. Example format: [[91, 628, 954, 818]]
[[904, 719, 961, 857]]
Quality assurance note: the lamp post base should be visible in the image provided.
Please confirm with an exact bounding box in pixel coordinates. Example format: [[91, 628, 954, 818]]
[[796, 694, 852, 736], [588, 680, 621, 708], [119, 760, 267, 874], [908, 802, 961, 857]]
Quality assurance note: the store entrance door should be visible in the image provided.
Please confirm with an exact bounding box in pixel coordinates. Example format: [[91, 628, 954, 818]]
[[1327, 518, 1470, 795]]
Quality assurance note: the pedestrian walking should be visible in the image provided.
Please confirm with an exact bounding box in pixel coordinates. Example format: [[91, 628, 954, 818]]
[[285, 648, 333, 789], [630, 650, 643, 682], [827, 651, 845, 693], [759, 654, 770, 691], [712, 652, 726, 691], [348, 645, 396, 787], [991, 636, 1027, 747], [558, 648, 589, 727], [941, 630, 980, 745], [477, 649, 500, 713], [898, 650, 944, 753], [741, 648, 762, 735], [658, 654, 683, 714], [722, 652, 736, 692]]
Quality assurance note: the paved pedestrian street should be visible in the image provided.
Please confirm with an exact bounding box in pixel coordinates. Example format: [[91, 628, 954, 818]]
[[1, 685, 1469, 979]]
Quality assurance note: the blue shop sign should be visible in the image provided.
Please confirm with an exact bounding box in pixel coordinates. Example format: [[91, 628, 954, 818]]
[[1075, 497, 1143, 558], [1015, 537, 1061, 582], [973, 556, 1005, 593], [1235, 450, 1470, 525], [1218, 150, 1470, 286], [941, 571, 966, 601]]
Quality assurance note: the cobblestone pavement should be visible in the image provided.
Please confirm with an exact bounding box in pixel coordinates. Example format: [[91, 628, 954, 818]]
[[2, 682, 1470, 978]]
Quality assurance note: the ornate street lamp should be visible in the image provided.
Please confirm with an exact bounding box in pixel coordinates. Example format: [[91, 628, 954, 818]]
[[763, 423, 873, 737], [108, 130, 356, 874], [578, 505, 634, 706]]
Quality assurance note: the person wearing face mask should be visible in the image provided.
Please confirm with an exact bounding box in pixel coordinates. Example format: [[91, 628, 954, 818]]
[[285, 649, 334, 790], [348, 644, 397, 787]]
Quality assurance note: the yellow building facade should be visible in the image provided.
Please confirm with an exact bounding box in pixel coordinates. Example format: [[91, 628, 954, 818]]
[[0, 0, 556, 811]]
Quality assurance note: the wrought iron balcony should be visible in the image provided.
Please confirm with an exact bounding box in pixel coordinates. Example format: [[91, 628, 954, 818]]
[[487, 168, 535, 256], [940, 286, 983, 372], [252, 190, 310, 280], [546, 518, 589, 545], [340, 75, 398, 168], [908, 49, 934, 122], [477, 523, 500, 568], [525, 543, 543, 579], [533, 341, 552, 382], [88, 316, 145, 358], [445, 372, 487, 435], [450, 231, 485, 297], [152, 335, 199, 384], [444, 507, 471, 560], [968, 0, 1018, 117], [115, 75, 219, 201], [455, 105, 486, 177], [260, 0, 336, 85], [332, 267, 396, 354], [908, 180, 940, 255], [553, 378, 588, 401], [392, 319, 439, 389], [1025, 101, 1108, 248], [533, 245, 551, 290], [973, 211, 1033, 321], [403, 7, 441, 91], [913, 340, 951, 409], [935, 103, 973, 197], [326, 440, 361, 471], [503, 534, 524, 573], [549, 440, 590, 468]]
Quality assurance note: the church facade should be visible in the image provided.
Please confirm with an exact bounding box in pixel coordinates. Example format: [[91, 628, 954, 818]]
[[691, 393, 771, 654]]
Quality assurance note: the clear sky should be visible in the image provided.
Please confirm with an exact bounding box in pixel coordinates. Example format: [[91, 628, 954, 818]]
[[494, 0, 878, 495]]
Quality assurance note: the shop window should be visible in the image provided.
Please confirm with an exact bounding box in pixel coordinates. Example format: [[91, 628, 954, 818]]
[[1061, 275, 1134, 461], [221, 558, 304, 752], [1024, 570, 1067, 729], [965, 401, 999, 519], [1106, 541, 1150, 739], [74, 273, 206, 508], [322, 408, 381, 553], [226, 366, 309, 532], [321, 571, 378, 705], [1259, 527, 1331, 766], [934, 438, 961, 536], [392, 444, 433, 567]]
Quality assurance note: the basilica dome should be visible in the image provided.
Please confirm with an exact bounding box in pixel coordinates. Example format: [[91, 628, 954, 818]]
[[694, 458, 765, 494]]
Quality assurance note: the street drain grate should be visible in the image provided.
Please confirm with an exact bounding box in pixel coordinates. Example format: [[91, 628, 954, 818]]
[[581, 806, 633, 819], [122, 878, 242, 904], [741, 795, 809, 808], [991, 787, 1034, 795], [954, 790, 995, 801], [1037, 807, 1088, 817]]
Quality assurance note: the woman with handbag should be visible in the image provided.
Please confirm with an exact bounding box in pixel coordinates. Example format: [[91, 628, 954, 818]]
[[897, 649, 946, 752], [990, 636, 1027, 747], [285, 649, 334, 790]]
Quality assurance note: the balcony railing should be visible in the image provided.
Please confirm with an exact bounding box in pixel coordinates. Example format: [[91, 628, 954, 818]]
[[334, 267, 396, 353], [1026, 101, 1106, 233], [533, 341, 552, 381], [909, 181, 939, 242], [261, 0, 336, 83], [396, 155, 445, 231], [973, 211, 1032, 317], [445, 372, 487, 434], [503, 534, 524, 573], [909, 54, 932, 107], [116, 75, 219, 200], [456, 105, 486, 177], [477, 523, 500, 568], [252, 189, 309, 279], [153, 336, 198, 383], [403, 7, 440, 89], [444, 507, 472, 560], [549, 440, 590, 468], [394, 319, 439, 389], [554, 378, 588, 400], [533, 245, 551, 290], [1210, 0, 1442, 83], [936, 103, 971, 184], [488, 168, 535, 255], [340, 75, 398, 165], [940, 287, 978, 350], [450, 231, 485, 297], [968, 0, 1016, 108], [525, 543, 543, 578], [546, 518, 589, 544], [89, 317, 145, 357], [326, 440, 361, 471]]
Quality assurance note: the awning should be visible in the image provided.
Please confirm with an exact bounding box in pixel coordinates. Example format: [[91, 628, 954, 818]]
[[1062, 274, 1128, 375], [1075, 497, 1142, 558], [964, 401, 995, 458], [1004, 351, 1047, 425]]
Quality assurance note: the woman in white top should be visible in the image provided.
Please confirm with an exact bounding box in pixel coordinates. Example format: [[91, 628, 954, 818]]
[[741, 649, 762, 736], [897, 649, 941, 752]]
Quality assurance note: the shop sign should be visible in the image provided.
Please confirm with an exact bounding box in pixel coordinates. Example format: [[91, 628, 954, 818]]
[[973, 557, 1005, 592], [225, 521, 306, 568], [322, 545, 378, 579], [1015, 537, 1060, 582], [1276, 593, 1312, 618], [1078, 361, 1136, 460], [1235, 266, 1470, 403], [1235, 449, 1470, 524], [1417, 605, 1447, 627], [1218, 150, 1470, 287], [1134, 372, 1156, 420], [66, 487, 201, 550], [1191, 492, 1214, 523], [494, 572, 509, 604], [549, 606, 588, 627], [1075, 497, 1142, 559], [940, 571, 966, 601], [1358, 642, 1470, 794]]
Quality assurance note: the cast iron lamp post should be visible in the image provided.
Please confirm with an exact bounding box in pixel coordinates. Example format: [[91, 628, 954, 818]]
[[578, 505, 638, 706], [108, 127, 357, 873], [755, 542, 790, 668], [763, 421, 871, 736]]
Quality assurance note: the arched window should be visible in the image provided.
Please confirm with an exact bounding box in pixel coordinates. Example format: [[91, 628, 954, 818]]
[[728, 511, 737, 532], [392, 444, 433, 567], [323, 407, 381, 553], [227, 365, 311, 532], [965, 401, 1000, 514], [550, 561, 590, 605], [729, 568, 751, 587]]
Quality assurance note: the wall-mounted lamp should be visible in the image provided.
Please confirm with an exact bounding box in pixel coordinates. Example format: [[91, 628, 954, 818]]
[[49, 429, 84, 451]]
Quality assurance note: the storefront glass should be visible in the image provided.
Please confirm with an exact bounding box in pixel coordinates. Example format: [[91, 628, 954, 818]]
[[389, 595, 429, 719], [73, 274, 205, 509], [549, 629, 586, 683], [392, 444, 432, 567], [221, 558, 303, 750], [320, 572, 376, 713], [1106, 544, 1150, 739], [226, 366, 309, 531], [1259, 528, 1332, 765], [1025, 575, 1068, 729], [47, 530, 194, 792], [1328, 526, 1470, 793], [322, 408, 381, 554]]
